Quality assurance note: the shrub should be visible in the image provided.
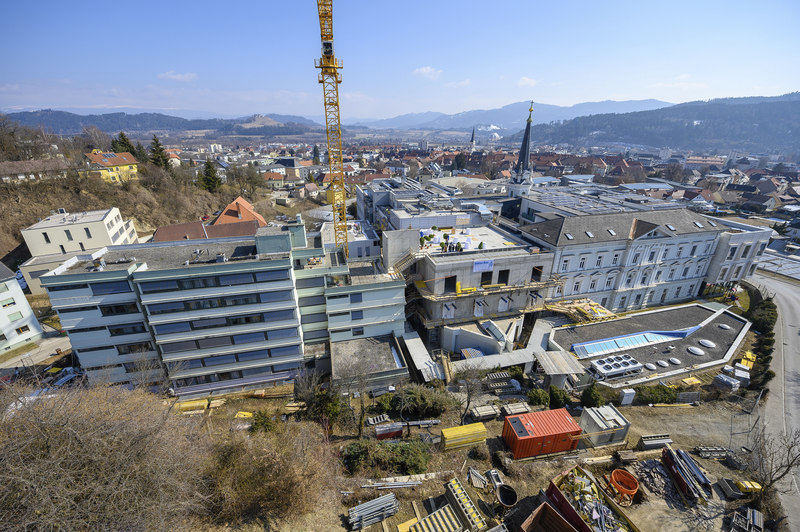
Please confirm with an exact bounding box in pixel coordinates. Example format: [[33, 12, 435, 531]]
[[746, 298, 778, 333], [391, 384, 453, 419], [508, 365, 525, 381], [549, 386, 571, 409], [580, 384, 605, 408], [634, 385, 677, 405], [249, 409, 276, 433], [343, 440, 431, 475], [527, 388, 550, 406], [468, 445, 489, 461]]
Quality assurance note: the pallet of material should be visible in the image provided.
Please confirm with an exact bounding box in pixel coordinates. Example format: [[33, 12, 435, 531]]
[[444, 477, 487, 531], [486, 371, 510, 381], [408, 504, 464, 532], [501, 402, 530, 416], [469, 405, 500, 421], [616, 450, 638, 464], [367, 413, 391, 426], [639, 434, 672, 450], [486, 381, 511, 390], [348, 493, 399, 530], [695, 446, 730, 459], [717, 478, 743, 500], [441, 423, 487, 451]]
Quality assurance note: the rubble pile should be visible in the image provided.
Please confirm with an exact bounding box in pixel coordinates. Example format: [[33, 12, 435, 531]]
[[632, 460, 681, 502]]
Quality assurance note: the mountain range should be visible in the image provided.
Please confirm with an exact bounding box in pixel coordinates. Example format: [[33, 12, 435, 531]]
[[349, 99, 672, 130], [504, 92, 800, 153]]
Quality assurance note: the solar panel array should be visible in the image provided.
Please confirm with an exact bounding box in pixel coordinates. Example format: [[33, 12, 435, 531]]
[[573, 332, 673, 359]]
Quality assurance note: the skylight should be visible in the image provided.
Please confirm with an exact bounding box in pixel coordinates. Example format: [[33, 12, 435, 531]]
[[607, 229, 617, 235], [565, 233, 574, 240], [666, 224, 676, 231], [707, 220, 717, 227], [693, 221, 703, 228], [585, 231, 594, 238]]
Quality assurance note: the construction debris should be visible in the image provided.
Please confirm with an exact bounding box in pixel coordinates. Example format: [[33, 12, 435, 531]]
[[361, 481, 421, 490], [468, 467, 488, 490], [367, 414, 390, 426], [638, 433, 673, 450], [500, 402, 530, 416], [444, 477, 487, 531], [632, 460, 681, 502], [695, 446, 730, 459], [347, 493, 399, 530], [469, 405, 501, 421]]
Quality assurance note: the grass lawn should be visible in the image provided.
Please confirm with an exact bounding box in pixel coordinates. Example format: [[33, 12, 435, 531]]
[[0, 342, 37, 366]]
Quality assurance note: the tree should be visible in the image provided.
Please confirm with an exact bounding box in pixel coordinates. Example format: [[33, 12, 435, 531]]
[[772, 163, 787, 175], [580, 383, 605, 408], [549, 385, 571, 408], [134, 142, 148, 163], [200, 159, 222, 193], [312, 144, 321, 165], [149, 135, 169, 170], [664, 162, 683, 182], [454, 366, 484, 425], [111, 132, 136, 155], [748, 428, 800, 503], [453, 153, 467, 171]]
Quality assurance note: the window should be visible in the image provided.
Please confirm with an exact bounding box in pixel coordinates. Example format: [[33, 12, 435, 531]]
[[351, 310, 363, 320], [682, 267, 689, 278], [690, 245, 697, 256], [139, 280, 179, 293], [707, 220, 717, 227], [573, 281, 581, 292], [233, 332, 265, 345], [260, 290, 292, 303], [15, 325, 30, 335], [655, 271, 662, 282], [65, 229, 73, 241], [634, 294, 641, 305], [266, 327, 297, 340], [47, 283, 89, 292], [632, 253, 640, 264], [695, 264, 703, 275], [589, 279, 597, 290], [561, 259, 569, 272], [255, 269, 289, 282], [85, 227, 92, 239], [352, 327, 364, 336], [605, 277, 614, 289], [619, 296, 627, 308], [79, 242, 85, 251], [8, 311, 23, 322], [612, 254, 619, 265], [579, 257, 586, 269], [42, 232, 50, 244], [749, 264, 757, 275], [727, 247, 738, 260], [733, 266, 742, 278], [90, 281, 131, 295], [662, 249, 669, 260], [675, 287, 682, 297], [677, 247, 683, 257], [154, 322, 191, 334], [648, 250, 656, 262], [719, 267, 728, 281], [688, 284, 695, 295], [219, 273, 254, 286], [666, 224, 676, 231], [704, 243, 711, 254], [565, 233, 574, 240], [626, 273, 634, 287], [117, 342, 153, 355], [59, 305, 97, 314], [108, 323, 146, 336], [497, 269, 510, 285], [480, 271, 492, 286], [607, 229, 617, 236], [296, 277, 324, 288], [197, 336, 232, 348], [59, 245, 66, 254], [1, 298, 14, 308], [585, 231, 594, 238], [350, 293, 362, 304], [742, 245, 752, 258], [757, 242, 767, 256], [301, 312, 327, 324], [204, 355, 237, 366], [596, 256, 603, 267], [668, 269, 675, 280]]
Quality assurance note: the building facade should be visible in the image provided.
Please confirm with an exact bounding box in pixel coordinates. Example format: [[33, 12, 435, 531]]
[[0, 263, 43, 353], [83, 150, 139, 184]]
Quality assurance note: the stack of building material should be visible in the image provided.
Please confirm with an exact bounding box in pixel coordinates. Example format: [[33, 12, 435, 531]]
[[367, 413, 390, 425], [469, 404, 500, 421], [468, 467, 488, 489], [441, 423, 487, 451], [444, 477, 487, 531], [731, 507, 763, 531], [486, 371, 510, 381], [460, 348, 484, 360], [661, 445, 704, 503], [694, 446, 730, 459], [347, 493, 399, 530], [713, 373, 740, 391], [717, 478, 743, 500], [408, 504, 464, 532], [733, 369, 751, 386], [500, 402, 530, 416], [638, 434, 672, 450]]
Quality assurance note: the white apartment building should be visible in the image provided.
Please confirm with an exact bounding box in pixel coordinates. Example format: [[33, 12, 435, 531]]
[[21, 208, 138, 257], [0, 263, 43, 353], [20, 208, 139, 294], [704, 217, 772, 285]]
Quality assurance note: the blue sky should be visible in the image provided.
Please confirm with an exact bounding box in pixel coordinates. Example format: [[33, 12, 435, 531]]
[[1, 0, 798, 120]]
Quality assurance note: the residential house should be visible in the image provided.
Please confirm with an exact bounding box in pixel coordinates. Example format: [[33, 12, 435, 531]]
[[0, 262, 43, 353], [212, 196, 267, 227], [83, 150, 138, 184], [0, 158, 69, 183]]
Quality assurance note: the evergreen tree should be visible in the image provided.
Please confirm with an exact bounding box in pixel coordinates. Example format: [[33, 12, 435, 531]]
[[149, 135, 169, 170], [134, 142, 148, 163], [111, 132, 136, 154], [312, 144, 321, 165], [200, 159, 222, 193]]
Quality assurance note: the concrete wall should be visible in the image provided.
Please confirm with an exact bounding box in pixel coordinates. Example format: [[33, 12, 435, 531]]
[[381, 229, 420, 271]]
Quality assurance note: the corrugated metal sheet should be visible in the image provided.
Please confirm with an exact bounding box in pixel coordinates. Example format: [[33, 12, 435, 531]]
[[502, 409, 582, 459]]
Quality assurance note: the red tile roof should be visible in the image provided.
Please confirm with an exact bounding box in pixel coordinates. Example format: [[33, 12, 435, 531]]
[[85, 151, 137, 167], [212, 196, 267, 227]]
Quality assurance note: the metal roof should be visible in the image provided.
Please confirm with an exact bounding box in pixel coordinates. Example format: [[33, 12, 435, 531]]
[[534, 350, 585, 375]]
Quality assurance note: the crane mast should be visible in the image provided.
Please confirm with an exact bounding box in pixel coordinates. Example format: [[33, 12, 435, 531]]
[[316, 0, 348, 258]]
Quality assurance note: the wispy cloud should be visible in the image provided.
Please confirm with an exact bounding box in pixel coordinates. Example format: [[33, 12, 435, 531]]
[[157, 71, 197, 82], [517, 76, 538, 88], [413, 66, 442, 80], [650, 74, 707, 91], [446, 79, 471, 88]]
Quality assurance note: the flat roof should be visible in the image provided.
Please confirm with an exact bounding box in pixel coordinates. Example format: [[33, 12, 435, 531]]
[[25, 209, 113, 230], [330, 336, 405, 379], [420, 225, 527, 256]]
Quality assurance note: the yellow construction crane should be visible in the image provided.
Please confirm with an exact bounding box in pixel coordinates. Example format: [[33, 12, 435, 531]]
[[315, 0, 348, 258]]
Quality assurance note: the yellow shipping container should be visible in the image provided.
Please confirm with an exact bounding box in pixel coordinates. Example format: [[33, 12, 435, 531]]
[[441, 422, 487, 450]]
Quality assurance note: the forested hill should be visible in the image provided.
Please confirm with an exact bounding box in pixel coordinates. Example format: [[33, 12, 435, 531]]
[[508, 93, 800, 153], [3, 110, 321, 136]]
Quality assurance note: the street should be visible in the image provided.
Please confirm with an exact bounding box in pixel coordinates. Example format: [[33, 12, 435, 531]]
[[752, 272, 800, 527], [0, 325, 72, 371]]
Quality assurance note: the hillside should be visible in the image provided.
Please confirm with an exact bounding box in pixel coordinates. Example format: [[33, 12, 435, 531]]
[[4, 110, 321, 137], [505, 93, 800, 153]]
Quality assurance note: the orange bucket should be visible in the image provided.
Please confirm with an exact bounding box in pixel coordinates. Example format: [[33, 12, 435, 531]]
[[610, 469, 639, 496]]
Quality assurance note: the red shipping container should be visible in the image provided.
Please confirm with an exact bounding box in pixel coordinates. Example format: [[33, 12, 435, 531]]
[[502, 408, 582, 459]]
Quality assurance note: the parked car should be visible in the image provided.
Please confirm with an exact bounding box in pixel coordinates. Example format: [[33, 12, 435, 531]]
[[51, 373, 84, 389]]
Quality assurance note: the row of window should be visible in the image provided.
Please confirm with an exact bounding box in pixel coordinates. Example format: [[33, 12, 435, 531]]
[[76, 341, 154, 356], [561, 244, 708, 272], [47, 281, 132, 295], [329, 309, 364, 320], [69, 322, 147, 336], [0, 325, 30, 342], [57, 302, 140, 316], [327, 293, 363, 303], [146, 290, 292, 315], [160, 327, 299, 354], [166, 345, 301, 372], [138, 269, 290, 294], [173, 363, 297, 389], [153, 309, 295, 335]]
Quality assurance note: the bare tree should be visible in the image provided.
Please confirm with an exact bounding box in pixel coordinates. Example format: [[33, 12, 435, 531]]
[[748, 428, 800, 503], [293, 368, 323, 405], [453, 365, 486, 425], [335, 358, 377, 439]]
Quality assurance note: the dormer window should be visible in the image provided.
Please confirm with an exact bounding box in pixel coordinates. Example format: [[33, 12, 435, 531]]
[[607, 229, 616, 236], [585, 231, 594, 238], [666, 224, 676, 231], [565, 233, 574, 240]]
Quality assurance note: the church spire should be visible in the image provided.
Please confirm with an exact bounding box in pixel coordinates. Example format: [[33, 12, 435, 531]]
[[515, 101, 533, 178]]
